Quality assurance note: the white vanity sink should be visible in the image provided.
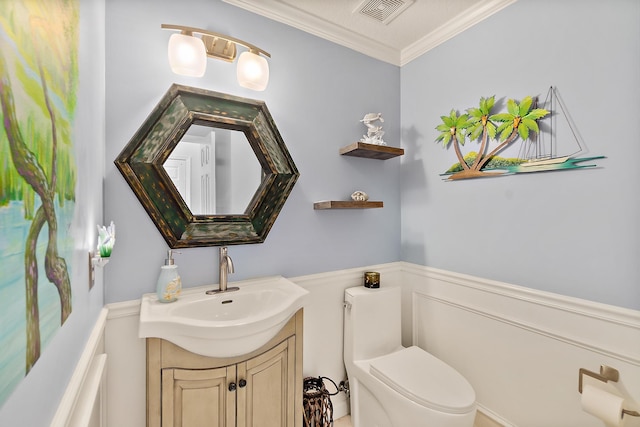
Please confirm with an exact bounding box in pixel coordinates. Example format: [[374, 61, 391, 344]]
[[139, 275, 309, 358]]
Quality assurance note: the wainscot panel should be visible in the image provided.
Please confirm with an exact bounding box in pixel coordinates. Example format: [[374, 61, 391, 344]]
[[99, 263, 403, 427], [66, 264, 640, 427], [50, 308, 108, 427], [404, 263, 640, 427]]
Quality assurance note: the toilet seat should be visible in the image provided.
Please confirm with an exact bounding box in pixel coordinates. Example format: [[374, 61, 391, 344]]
[[369, 346, 476, 414]]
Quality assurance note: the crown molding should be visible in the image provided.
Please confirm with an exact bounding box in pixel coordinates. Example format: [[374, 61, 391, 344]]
[[400, 0, 517, 66], [224, 0, 516, 67], [223, 0, 400, 65]]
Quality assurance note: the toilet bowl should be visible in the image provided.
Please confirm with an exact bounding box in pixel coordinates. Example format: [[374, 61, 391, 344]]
[[343, 286, 476, 427]]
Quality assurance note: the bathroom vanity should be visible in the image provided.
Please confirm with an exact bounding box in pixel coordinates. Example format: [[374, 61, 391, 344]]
[[139, 275, 309, 427], [145, 309, 303, 427]]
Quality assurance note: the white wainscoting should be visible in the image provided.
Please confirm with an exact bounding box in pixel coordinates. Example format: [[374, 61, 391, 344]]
[[100, 263, 402, 426], [60, 263, 640, 427], [404, 263, 640, 427], [50, 308, 108, 427], [103, 299, 146, 427]]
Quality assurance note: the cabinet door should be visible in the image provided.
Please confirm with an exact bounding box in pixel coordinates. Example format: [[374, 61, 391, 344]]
[[162, 366, 236, 427], [237, 337, 296, 427]]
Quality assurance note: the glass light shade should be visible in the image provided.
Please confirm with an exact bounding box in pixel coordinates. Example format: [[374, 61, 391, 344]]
[[167, 33, 206, 77], [237, 51, 269, 91]]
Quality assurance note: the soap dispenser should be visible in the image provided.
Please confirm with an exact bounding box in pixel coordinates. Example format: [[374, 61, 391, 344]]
[[156, 250, 182, 303]]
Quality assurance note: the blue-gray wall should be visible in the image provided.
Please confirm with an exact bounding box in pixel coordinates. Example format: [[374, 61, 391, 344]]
[[104, 0, 402, 303], [401, 0, 640, 309]]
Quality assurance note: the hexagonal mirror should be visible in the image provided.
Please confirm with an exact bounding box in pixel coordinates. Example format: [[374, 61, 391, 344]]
[[115, 84, 299, 248]]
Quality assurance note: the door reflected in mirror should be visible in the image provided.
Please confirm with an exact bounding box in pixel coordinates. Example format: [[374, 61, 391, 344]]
[[115, 84, 299, 247], [164, 125, 262, 215]]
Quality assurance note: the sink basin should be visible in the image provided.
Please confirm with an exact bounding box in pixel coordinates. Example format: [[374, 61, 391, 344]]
[[139, 275, 309, 358]]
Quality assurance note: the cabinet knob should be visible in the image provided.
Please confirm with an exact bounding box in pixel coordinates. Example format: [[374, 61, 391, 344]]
[[228, 382, 237, 392], [238, 379, 247, 388]]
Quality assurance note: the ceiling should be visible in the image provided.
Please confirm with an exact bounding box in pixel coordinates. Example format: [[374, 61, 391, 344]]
[[223, 0, 516, 66]]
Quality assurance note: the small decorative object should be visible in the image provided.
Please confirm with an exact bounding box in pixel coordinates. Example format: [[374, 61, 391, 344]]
[[364, 271, 380, 288], [157, 250, 182, 303], [303, 376, 339, 427], [351, 190, 369, 202], [96, 221, 116, 257], [359, 112, 386, 146]]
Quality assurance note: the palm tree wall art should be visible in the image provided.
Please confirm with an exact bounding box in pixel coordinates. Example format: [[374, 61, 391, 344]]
[[436, 89, 604, 180]]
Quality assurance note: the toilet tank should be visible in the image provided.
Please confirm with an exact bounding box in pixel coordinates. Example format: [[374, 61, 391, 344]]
[[344, 286, 402, 361]]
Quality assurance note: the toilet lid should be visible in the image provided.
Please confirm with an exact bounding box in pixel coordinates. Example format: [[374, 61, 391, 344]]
[[369, 346, 476, 414]]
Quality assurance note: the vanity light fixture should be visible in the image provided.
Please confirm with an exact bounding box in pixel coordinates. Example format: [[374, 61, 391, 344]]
[[162, 24, 271, 91]]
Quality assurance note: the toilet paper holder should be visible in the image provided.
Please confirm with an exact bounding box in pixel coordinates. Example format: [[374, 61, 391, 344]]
[[579, 365, 640, 418]]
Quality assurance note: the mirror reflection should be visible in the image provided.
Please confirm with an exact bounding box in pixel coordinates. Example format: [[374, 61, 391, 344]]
[[115, 84, 299, 247], [163, 125, 262, 215]]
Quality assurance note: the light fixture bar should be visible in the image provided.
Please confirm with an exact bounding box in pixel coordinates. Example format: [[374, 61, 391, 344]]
[[203, 36, 237, 62], [161, 24, 270, 60]]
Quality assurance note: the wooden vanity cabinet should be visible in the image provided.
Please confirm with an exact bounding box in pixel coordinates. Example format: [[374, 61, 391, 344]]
[[146, 309, 304, 427]]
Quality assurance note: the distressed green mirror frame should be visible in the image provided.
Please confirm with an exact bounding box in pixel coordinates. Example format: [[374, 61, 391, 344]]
[[115, 84, 299, 248]]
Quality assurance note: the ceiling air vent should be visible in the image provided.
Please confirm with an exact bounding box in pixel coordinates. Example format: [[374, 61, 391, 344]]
[[355, 0, 414, 25]]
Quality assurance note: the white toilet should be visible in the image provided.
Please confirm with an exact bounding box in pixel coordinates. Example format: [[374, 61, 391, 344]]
[[343, 286, 477, 427]]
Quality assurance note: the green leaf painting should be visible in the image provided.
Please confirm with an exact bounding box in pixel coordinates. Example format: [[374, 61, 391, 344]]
[[0, 0, 78, 407], [436, 88, 604, 180]]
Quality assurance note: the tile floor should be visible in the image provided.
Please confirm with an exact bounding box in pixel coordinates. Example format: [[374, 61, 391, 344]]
[[334, 415, 351, 427]]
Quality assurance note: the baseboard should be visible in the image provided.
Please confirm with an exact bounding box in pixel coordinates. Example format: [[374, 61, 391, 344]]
[[475, 405, 513, 427], [332, 398, 350, 422]]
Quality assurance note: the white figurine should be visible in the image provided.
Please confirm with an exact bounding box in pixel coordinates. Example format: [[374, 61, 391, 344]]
[[359, 112, 386, 146]]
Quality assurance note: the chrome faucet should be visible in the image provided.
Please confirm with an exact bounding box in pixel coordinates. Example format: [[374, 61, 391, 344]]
[[207, 246, 239, 294]]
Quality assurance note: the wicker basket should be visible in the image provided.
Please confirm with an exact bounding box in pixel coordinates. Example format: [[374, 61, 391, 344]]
[[303, 376, 338, 427]]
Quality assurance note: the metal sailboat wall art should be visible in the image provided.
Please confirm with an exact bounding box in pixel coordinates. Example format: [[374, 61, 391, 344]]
[[437, 86, 605, 181]]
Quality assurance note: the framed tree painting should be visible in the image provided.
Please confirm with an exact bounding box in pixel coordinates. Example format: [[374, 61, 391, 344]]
[[0, 0, 78, 407]]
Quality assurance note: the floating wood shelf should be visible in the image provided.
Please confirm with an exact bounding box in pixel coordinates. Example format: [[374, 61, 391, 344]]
[[313, 200, 383, 210], [339, 142, 404, 160]]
